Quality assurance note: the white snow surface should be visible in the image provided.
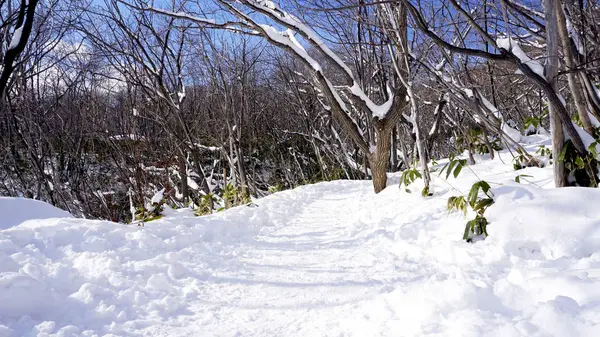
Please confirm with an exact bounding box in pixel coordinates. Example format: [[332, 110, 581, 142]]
[[0, 197, 73, 230], [3, 137, 600, 336]]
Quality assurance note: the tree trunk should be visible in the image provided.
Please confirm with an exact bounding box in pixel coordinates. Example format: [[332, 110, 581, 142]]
[[413, 108, 431, 188], [482, 128, 495, 160], [0, 0, 40, 99], [226, 125, 237, 186], [554, 0, 593, 133], [546, 0, 567, 187], [178, 155, 189, 203], [390, 126, 398, 171], [467, 142, 476, 165], [191, 150, 210, 194], [399, 131, 410, 170], [370, 123, 391, 193], [580, 72, 600, 120], [235, 138, 249, 198]]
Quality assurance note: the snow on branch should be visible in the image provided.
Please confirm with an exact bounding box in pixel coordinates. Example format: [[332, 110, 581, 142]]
[[496, 38, 544, 78], [241, 0, 394, 119], [122, 2, 253, 34], [258, 25, 321, 72], [8, 26, 23, 50], [349, 82, 394, 119]]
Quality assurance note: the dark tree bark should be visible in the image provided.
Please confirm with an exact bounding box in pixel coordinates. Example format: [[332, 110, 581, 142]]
[[0, 0, 39, 99]]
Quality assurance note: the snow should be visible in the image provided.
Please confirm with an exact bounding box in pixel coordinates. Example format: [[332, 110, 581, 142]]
[[3, 136, 600, 336], [259, 24, 321, 72], [503, 123, 523, 144], [479, 92, 502, 119], [257, 0, 276, 10], [497, 38, 545, 78], [0, 197, 73, 230], [571, 122, 600, 156], [194, 143, 221, 152], [590, 113, 600, 129], [177, 90, 185, 103], [147, 7, 216, 26], [108, 134, 145, 141], [350, 82, 394, 119], [8, 26, 23, 50], [566, 15, 584, 55], [251, 1, 387, 119], [150, 188, 165, 204], [286, 29, 306, 54]]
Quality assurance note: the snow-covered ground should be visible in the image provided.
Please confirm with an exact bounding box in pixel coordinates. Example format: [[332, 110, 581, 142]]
[[2, 136, 600, 336], [0, 197, 73, 230]]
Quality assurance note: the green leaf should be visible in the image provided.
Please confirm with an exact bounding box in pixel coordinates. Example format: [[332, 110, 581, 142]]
[[473, 198, 494, 214], [589, 142, 598, 158], [447, 196, 458, 213], [421, 185, 430, 197], [482, 220, 489, 237], [447, 195, 467, 215], [464, 219, 475, 241], [467, 182, 480, 206], [447, 197, 454, 207], [453, 163, 463, 178], [515, 174, 533, 183], [400, 171, 408, 186], [558, 144, 569, 162], [446, 160, 457, 180], [438, 162, 449, 177], [575, 156, 585, 169], [479, 181, 492, 196]]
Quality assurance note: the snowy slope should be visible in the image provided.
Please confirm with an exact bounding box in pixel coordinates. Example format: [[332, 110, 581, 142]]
[[2, 137, 600, 336], [0, 197, 73, 230]]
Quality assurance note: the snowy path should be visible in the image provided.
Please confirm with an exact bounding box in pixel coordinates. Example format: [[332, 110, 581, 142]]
[[137, 178, 538, 337], [3, 146, 600, 336], [148, 182, 409, 336]]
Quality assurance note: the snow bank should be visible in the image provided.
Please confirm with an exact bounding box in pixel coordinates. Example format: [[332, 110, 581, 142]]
[[0, 197, 73, 230], [489, 184, 600, 259], [2, 136, 600, 336]]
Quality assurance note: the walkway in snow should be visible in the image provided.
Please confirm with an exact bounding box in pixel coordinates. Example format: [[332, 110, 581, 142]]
[[146, 181, 422, 336], [188, 183, 409, 336]]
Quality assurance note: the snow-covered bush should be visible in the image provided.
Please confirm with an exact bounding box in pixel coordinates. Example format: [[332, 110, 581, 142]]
[[133, 189, 166, 224]]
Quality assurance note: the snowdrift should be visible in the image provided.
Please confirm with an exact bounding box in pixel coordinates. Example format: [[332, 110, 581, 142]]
[[0, 197, 73, 230], [1, 139, 600, 336]]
